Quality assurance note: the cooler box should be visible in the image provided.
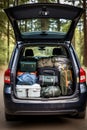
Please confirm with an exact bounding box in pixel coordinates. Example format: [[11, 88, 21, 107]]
[[16, 84, 41, 98], [19, 61, 36, 72]]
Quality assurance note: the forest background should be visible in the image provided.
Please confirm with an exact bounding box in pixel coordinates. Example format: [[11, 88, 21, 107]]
[[0, 0, 87, 66]]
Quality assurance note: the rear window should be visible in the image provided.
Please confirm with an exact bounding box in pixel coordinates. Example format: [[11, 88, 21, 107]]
[[17, 18, 71, 34], [21, 46, 68, 57]]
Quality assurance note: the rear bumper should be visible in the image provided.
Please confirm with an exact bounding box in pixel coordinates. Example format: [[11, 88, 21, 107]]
[[4, 94, 87, 116], [4, 84, 87, 116]]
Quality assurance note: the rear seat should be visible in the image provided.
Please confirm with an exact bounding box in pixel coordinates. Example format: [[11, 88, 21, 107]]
[[52, 47, 65, 56]]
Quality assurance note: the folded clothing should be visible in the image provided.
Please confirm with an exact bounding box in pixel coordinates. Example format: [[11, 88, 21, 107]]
[[17, 72, 37, 85]]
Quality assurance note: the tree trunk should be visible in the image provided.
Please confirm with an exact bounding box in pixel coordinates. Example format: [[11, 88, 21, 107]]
[[7, 0, 10, 63], [57, 0, 60, 31], [72, 1, 75, 48], [39, 0, 49, 31], [14, 0, 19, 6], [83, 0, 87, 66]]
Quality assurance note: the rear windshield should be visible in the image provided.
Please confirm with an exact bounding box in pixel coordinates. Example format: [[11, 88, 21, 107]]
[[17, 18, 71, 33], [19, 46, 68, 57]]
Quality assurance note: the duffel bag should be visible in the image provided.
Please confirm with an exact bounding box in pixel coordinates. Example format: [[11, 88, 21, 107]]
[[37, 57, 53, 68], [39, 75, 58, 86], [41, 86, 61, 98], [52, 56, 71, 70], [38, 67, 60, 86]]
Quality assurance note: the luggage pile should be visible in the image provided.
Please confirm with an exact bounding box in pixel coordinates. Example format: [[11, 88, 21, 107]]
[[16, 55, 73, 99], [16, 59, 40, 99], [37, 56, 73, 97], [38, 66, 61, 98]]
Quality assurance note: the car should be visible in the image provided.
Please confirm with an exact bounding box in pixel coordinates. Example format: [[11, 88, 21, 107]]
[[4, 3, 87, 121]]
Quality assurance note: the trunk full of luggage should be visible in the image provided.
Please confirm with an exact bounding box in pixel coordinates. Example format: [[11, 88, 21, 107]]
[[16, 56, 74, 99]]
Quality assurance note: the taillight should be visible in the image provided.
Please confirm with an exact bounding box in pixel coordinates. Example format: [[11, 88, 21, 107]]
[[80, 68, 86, 83], [4, 69, 11, 84]]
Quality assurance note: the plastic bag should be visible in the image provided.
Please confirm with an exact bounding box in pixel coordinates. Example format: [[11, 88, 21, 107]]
[[17, 72, 37, 85]]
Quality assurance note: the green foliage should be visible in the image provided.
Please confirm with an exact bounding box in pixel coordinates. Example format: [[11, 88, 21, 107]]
[[0, 0, 15, 65], [74, 27, 84, 65], [0, 39, 7, 64]]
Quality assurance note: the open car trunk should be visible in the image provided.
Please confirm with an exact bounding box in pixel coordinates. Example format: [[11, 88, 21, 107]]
[[14, 44, 76, 99], [4, 3, 83, 99]]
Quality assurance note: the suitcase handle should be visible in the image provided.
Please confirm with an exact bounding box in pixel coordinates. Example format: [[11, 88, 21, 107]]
[[43, 70, 55, 75]]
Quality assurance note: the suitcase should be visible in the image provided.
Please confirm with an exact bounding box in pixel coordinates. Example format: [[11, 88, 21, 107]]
[[38, 67, 59, 86], [19, 61, 37, 72]]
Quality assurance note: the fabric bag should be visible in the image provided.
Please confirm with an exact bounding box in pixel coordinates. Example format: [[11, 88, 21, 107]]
[[38, 67, 59, 86], [52, 56, 71, 71], [37, 57, 53, 68], [60, 69, 73, 95], [41, 86, 61, 98]]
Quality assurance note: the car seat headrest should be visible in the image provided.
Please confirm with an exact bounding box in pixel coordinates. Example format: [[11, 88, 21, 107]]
[[52, 48, 63, 56], [25, 49, 34, 57]]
